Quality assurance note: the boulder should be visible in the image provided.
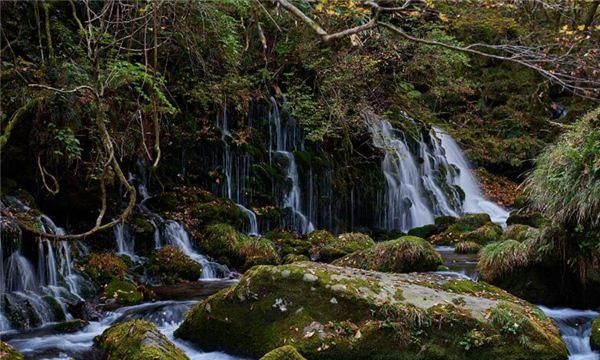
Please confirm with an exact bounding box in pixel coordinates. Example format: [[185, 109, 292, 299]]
[[148, 246, 202, 284], [200, 224, 279, 270], [332, 236, 442, 273], [175, 262, 567, 360], [430, 214, 502, 246], [506, 209, 546, 228], [265, 230, 310, 258], [104, 279, 144, 305], [592, 316, 600, 351], [260, 345, 306, 360], [455, 241, 481, 254], [0, 340, 23, 360], [95, 320, 188, 360], [84, 253, 129, 285], [309, 231, 374, 262]]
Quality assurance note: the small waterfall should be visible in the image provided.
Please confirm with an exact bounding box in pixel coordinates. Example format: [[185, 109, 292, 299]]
[[269, 97, 314, 234], [540, 307, 600, 360], [114, 223, 137, 260], [434, 127, 509, 225], [366, 112, 508, 231], [217, 109, 259, 236], [161, 221, 229, 279]]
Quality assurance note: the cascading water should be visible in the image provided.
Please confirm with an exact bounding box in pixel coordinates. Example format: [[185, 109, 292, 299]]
[[114, 223, 138, 261], [434, 126, 509, 225], [540, 307, 600, 360], [217, 109, 259, 236], [365, 112, 508, 231], [269, 97, 315, 234], [0, 207, 93, 330]]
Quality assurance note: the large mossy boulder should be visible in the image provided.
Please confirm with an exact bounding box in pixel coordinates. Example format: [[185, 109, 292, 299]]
[[309, 231, 374, 262], [592, 316, 600, 351], [148, 246, 202, 284], [332, 236, 442, 273], [260, 345, 306, 360], [265, 230, 310, 258], [104, 279, 144, 305], [506, 209, 546, 228], [95, 320, 188, 360], [175, 262, 567, 360], [0, 340, 24, 360], [201, 223, 279, 270]]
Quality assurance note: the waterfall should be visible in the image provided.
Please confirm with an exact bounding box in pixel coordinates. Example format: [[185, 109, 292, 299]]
[[540, 307, 600, 360], [366, 112, 508, 231], [114, 223, 138, 261], [434, 127, 509, 225], [269, 97, 315, 234], [217, 109, 259, 236]]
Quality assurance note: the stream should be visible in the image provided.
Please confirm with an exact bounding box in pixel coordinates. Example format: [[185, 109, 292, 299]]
[[1, 280, 245, 360]]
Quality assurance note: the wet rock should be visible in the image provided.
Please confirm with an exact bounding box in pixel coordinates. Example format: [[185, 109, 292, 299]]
[[430, 214, 502, 246], [104, 280, 144, 305], [147, 246, 202, 284], [0, 340, 23, 360], [332, 236, 442, 273], [407, 223, 439, 239], [260, 345, 306, 360], [0, 214, 21, 258], [309, 231, 374, 262], [507, 209, 546, 228], [175, 262, 566, 360], [95, 319, 188, 360]]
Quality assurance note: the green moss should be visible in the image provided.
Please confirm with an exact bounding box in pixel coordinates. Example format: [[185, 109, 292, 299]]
[[175, 262, 566, 360], [266, 230, 310, 257], [84, 253, 128, 285], [506, 210, 547, 228], [192, 198, 245, 229], [54, 319, 89, 333], [283, 254, 309, 264], [260, 345, 306, 360], [104, 279, 143, 305], [478, 240, 531, 282], [332, 236, 442, 273], [591, 316, 600, 351], [502, 224, 540, 242], [0, 340, 23, 360], [309, 231, 374, 262], [95, 320, 188, 360], [148, 245, 202, 284], [407, 224, 440, 239], [430, 215, 501, 246]]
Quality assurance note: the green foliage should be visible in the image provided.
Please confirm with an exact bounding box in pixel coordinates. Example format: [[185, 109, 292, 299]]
[[478, 240, 532, 281]]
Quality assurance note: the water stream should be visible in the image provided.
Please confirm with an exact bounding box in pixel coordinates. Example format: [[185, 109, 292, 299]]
[[540, 307, 600, 360]]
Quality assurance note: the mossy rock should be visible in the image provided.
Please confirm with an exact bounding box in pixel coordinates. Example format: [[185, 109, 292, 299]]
[[104, 279, 144, 305], [127, 214, 156, 256], [591, 316, 600, 351], [506, 210, 546, 228], [266, 230, 310, 258], [260, 345, 306, 360], [84, 253, 128, 285], [435, 215, 458, 228], [148, 245, 202, 284], [283, 254, 310, 264], [192, 198, 246, 229], [502, 224, 540, 242], [464, 223, 503, 244], [0, 340, 23, 360], [332, 236, 442, 273], [407, 224, 440, 239], [455, 241, 481, 254], [95, 320, 188, 360], [431, 216, 501, 246], [309, 231, 374, 262], [201, 223, 279, 270], [175, 262, 566, 360]]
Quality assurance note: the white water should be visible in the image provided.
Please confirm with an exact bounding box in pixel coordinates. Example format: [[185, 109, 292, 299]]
[[3, 300, 245, 360], [434, 126, 509, 225], [540, 307, 600, 360], [114, 223, 138, 261], [365, 112, 508, 231], [269, 97, 314, 234]]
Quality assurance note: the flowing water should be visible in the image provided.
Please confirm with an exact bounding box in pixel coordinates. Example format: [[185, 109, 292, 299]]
[[217, 109, 259, 236], [540, 307, 600, 360], [269, 97, 314, 235], [365, 112, 509, 231]]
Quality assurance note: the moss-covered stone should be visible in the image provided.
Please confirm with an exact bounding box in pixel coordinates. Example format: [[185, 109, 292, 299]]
[[309, 231, 374, 262], [192, 198, 246, 229], [84, 253, 128, 285], [430, 214, 501, 246], [266, 230, 310, 258], [0, 340, 23, 360], [95, 320, 188, 360], [175, 262, 566, 360], [332, 236, 442, 273], [455, 241, 481, 254], [591, 316, 600, 351], [407, 224, 440, 239], [201, 223, 279, 270], [283, 254, 310, 264], [104, 279, 144, 305], [148, 246, 202, 284], [260, 345, 306, 360], [54, 319, 89, 333], [506, 210, 547, 228]]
